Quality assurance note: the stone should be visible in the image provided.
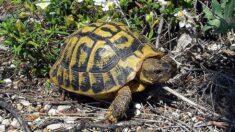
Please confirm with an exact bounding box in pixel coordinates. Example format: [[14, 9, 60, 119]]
[[0, 125, 5, 132], [46, 123, 62, 131], [57, 105, 71, 112], [2, 119, 10, 126], [11, 118, 20, 128]]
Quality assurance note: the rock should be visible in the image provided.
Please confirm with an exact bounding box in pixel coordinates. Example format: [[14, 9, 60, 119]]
[[0, 125, 5, 132], [0, 116, 3, 122], [172, 111, 180, 119], [0, 37, 8, 51], [134, 103, 142, 109], [57, 105, 71, 113], [135, 109, 141, 116], [33, 130, 43, 132], [26, 112, 40, 122], [122, 128, 131, 132], [64, 117, 78, 124], [16, 103, 23, 111], [46, 123, 62, 131], [175, 33, 192, 52], [11, 95, 18, 100], [64, 123, 74, 130], [208, 43, 222, 51], [191, 117, 198, 122], [48, 109, 57, 115], [187, 112, 192, 117], [2, 119, 10, 126], [33, 117, 43, 126], [3, 78, 12, 87], [136, 126, 142, 132], [10, 64, 16, 68], [20, 100, 31, 107], [43, 104, 52, 111], [11, 118, 20, 128], [230, 44, 235, 51]]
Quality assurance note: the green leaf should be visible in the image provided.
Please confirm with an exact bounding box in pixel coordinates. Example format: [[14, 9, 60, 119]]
[[148, 29, 154, 39], [208, 19, 221, 28], [221, 0, 229, 8], [212, 0, 222, 17], [203, 25, 213, 31], [203, 6, 215, 20], [27, 41, 39, 48], [216, 19, 230, 33], [224, 0, 235, 19]]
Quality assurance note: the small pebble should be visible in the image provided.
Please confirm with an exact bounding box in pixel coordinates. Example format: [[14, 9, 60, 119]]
[[33, 117, 43, 126], [191, 117, 198, 122], [64, 124, 74, 130], [2, 119, 10, 126], [20, 100, 31, 107], [46, 123, 62, 131], [3, 78, 12, 87], [11, 95, 18, 100], [230, 44, 235, 51], [16, 103, 23, 111], [57, 105, 71, 113], [48, 109, 57, 115], [11, 118, 20, 128], [3, 78, 12, 83], [135, 109, 141, 116], [43, 104, 51, 111], [0, 116, 3, 122], [64, 117, 78, 124], [33, 130, 43, 132], [10, 64, 16, 68], [136, 126, 142, 132], [208, 43, 222, 51], [134, 103, 142, 109], [0, 125, 5, 132], [122, 127, 131, 132], [187, 112, 192, 117], [172, 112, 180, 118]]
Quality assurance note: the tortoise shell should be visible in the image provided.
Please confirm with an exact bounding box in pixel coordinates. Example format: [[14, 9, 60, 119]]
[[49, 22, 162, 98]]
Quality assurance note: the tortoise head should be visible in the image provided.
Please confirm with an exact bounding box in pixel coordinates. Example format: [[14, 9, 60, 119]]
[[139, 55, 177, 84]]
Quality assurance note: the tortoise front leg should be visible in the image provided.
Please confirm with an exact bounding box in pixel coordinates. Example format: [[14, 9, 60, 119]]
[[105, 86, 132, 123]]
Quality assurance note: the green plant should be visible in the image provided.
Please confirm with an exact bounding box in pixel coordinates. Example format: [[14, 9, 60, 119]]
[[203, 0, 235, 33], [0, 0, 195, 78]]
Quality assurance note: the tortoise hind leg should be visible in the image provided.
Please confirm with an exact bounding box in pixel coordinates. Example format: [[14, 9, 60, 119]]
[[105, 86, 132, 123]]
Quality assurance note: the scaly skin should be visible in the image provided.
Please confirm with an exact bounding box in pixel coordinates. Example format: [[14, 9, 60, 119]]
[[105, 86, 132, 123]]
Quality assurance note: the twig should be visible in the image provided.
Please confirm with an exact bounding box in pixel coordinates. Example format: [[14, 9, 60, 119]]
[[162, 86, 231, 123], [116, 1, 130, 27], [155, 12, 164, 48], [35, 119, 63, 130], [0, 89, 78, 105], [70, 120, 143, 131], [0, 99, 32, 132], [133, 115, 193, 132], [162, 37, 177, 46]]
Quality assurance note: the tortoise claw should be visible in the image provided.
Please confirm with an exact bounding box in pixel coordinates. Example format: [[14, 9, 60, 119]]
[[105, 108, 118, 123]]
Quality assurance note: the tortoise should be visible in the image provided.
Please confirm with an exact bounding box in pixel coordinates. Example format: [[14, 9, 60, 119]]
[[49, 22, 176, 122]]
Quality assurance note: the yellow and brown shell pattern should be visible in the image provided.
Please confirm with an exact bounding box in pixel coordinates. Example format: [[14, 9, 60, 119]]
[[49, 22, 162, 98]]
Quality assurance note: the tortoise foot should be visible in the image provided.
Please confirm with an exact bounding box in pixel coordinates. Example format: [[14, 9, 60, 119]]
[[104, 86, 132, 123]]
